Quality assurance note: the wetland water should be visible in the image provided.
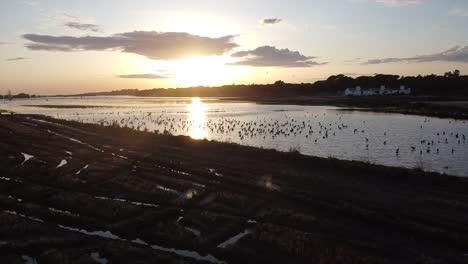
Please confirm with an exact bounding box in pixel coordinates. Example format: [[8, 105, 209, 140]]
[[2, 96, 467, 177]]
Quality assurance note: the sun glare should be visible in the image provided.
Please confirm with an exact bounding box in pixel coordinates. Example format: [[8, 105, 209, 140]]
[[173, 57, 233, 87], [138, 55, 250, 87]]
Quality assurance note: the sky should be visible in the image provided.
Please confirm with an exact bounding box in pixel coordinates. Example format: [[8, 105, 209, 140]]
[[1, 0, 468, 95]]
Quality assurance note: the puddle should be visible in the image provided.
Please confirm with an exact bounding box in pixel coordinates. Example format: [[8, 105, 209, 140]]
[[157, 185, 180, 194], [0, 176, 22, 183], [58, 225, 121, 240], [76, 164, 89, 175], [21, 153, 34, 165], [3, 210, 43, 222], [192, 182, 206, 188], [94, 196, 159, 208], [56, 159, 68, 168], [3, 210, 225, 264], [208, 168, 223, 177], [21, 255, 38, 264], [48, 207, 80, 217], [90, 252, 108, 264], [8, 195, 22, 202], [155, 164, 191, 176], [132, 238, 148, 245], [184, 227, 201, 237], [150, 244, 225, 264], [47, 129, 105, 153], [111, 152, 128, 159], [217, 230, 251, 248]]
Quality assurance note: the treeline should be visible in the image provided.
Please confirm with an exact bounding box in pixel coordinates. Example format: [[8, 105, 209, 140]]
[[78, 81, 314, 98], [78, 70, 468, 98], [314, 70, 468, 96], [1, 93, 39, 100]]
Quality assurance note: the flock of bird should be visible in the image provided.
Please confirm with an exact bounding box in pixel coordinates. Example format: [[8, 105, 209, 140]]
[[61, 109, 467, 163]]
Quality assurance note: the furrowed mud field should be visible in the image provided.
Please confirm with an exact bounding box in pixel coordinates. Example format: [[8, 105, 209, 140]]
[[1, 114, 468, 263]]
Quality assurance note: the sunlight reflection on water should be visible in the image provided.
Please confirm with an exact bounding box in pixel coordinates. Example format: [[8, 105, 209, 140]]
[[188, 98, 206, 139]]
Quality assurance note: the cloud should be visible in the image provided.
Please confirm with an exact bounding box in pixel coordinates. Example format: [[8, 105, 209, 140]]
[[260, 18, 282, 25], [22, 31, 239, 60], [64, 22, 100, 32], [376, 0, 422, 6], [344, 58, 363, 63], [364, 45, 468, 64], [6, 57, 29, 61], [343, 72, 377, 76], [365, 58, 403, 64], [22, 1, 40, 7], [432, 24, 449, 31], [351, 0, 422, 6], [118, 73, 170, 79], [228, 46, 326, 68], [450, 8, 468, 17]]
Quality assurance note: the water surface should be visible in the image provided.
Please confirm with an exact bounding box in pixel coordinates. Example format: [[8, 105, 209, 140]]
[[2, 96, 467, 177]]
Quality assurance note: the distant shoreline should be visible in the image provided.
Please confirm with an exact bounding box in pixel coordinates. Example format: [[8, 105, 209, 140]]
[[246, 96, 468, 120], [3, 94, 468, 120]]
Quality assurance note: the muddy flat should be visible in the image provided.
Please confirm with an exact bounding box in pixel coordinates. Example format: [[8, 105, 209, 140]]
[[1, 114, 468, 263]]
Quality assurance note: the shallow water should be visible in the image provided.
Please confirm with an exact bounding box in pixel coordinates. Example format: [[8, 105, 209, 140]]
[[4, 209, 225, 264], [2, 96, 468, 177], [218, 230, 251, 248]]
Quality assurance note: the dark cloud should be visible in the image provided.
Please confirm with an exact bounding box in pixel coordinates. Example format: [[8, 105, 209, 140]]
[[364, 45, 468, 64], [22, 31, 239, 60], [228, 46, 326, 68], [365, 58, 402, 64], [6, 57, 29, 61], [339, 72, 376, 77], [260, 18, 282, 25], [343, 58, 363, 63], [118, 73, 170, 79], [64, 22, 100, 32]]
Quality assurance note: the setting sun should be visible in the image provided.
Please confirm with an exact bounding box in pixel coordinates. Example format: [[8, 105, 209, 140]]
[[139, 55, 249, 87]]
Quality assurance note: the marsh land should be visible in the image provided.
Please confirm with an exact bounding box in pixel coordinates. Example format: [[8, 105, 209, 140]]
[[1, 114, 468, 263]]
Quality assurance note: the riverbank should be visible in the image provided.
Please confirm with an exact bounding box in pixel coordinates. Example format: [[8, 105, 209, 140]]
[[335, 102, 468, 120], [1, 114, 468, 263]]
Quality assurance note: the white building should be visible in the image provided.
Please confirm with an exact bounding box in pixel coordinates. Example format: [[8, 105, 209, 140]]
[[398, 85, 411, 95], [379, 85, 386, 95], [344, 85, 411, 96], [344, 86, 362, 96]]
